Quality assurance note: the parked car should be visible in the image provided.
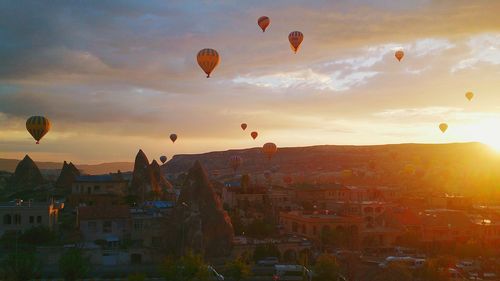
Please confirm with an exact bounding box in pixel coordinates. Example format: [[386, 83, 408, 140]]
[[379, 256, 426, 269], [274, 264, 311, 281], [257, 257, 280, 266]]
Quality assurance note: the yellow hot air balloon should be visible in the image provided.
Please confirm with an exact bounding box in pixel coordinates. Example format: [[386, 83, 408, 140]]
[[465, 91, 474, 101], [258, 16, 270, 32], [288, 31, 304, 54], [197, 48, 220, 78], [395, 50, 404, 62], [439, 123, 448, 133], [262, 142, 277, 160], [26, 116, 51, 144]]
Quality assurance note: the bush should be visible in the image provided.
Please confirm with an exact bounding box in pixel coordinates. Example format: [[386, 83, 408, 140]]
[[59, 248, 90, 281]]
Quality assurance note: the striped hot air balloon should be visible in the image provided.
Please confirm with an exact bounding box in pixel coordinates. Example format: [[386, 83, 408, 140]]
[[258, 16, 270, 32], [262, 142, 277, 160], [197, 48, 220, 78], [26, 116, 51, 144], [229, 155, 243, 172], [288, 31, 304, 54]]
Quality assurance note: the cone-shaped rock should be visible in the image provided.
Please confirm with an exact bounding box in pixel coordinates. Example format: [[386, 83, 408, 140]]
[[55, 161, 80, 190], [168, 161, 233, 258], [9, 155, 43, 188]]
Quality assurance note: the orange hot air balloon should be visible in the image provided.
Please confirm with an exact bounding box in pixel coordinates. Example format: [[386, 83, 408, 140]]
[[170, 134, 178, 143], [241, 123, 247, 130], [258, 16, 270, 32], [229, 155, 243, 172], [197, 48, 220, 78], [465, 91, 474, 101], [288, 31, 304, 54], [251, 131, 258, 140], [395, 50, 404, 62], [439, 123, 448, 133], [26, 116, 51, 144], [262, 142, 277, 160]]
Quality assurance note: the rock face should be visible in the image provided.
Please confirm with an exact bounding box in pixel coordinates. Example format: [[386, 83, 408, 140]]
[[130, 150, 173, 202], [9, 155, 43, 188], [55, 161, 80, 190], [167, 161, 233, 258]]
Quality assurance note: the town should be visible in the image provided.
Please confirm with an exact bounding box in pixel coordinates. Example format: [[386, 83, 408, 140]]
[[1, 143, 499, 280]]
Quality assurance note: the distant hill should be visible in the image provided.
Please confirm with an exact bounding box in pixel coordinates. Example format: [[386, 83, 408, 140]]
[[0, 158, 133, 175], [163, 142, 500, 197]]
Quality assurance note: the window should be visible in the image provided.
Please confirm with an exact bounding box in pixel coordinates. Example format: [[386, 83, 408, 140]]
[[3, 214, 12, 225], [103, 221, 112, 233], [37, 216, 42, 223], [14, 214, 21, 225], [94, 185, 101, 192], [29, 216, 34, 224], [88, 221, 97, 231], [87, 187, 91, 194]]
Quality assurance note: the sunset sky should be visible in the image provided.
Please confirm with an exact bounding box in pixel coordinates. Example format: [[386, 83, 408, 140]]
[[1, 0, 500, 164]]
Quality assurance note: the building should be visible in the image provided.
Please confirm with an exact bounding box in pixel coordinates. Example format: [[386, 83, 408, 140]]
[[420, 209, 474, 244], [0, 200, 61, 235], [67, 174, 128, 207], [77, 205, 131, 244], [222, 185, 267, 209], [279, 210, 364, 248]]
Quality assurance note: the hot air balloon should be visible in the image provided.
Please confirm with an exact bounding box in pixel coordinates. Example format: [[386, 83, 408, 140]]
[[465, 91, 474, 101], [251, 131, 258, 140], [197, 48, 220, 78], [258, 16, 270, 32], [439, 123, 448, 133], [26, 116, 51, 144], [170, 134, 178, 143], [395, 50, 404, 62], [288, 31, 304, 54], [262, 142, 277, 160], [160, 156, 167, 164], [241, 123, 247, 130], [229, 155, 243, 172]]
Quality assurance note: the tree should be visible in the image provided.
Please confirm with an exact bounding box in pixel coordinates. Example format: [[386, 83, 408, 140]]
[[313, 254, 341, 281], [161, 251, 211, 281], [0, 252, 40, 281], [59, 248, 90, 281], [245, 219, 274, 239], [225, 258, 252, 281]]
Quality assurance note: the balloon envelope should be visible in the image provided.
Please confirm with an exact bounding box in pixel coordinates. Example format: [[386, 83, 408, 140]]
[[26, 116, 51, 144], [439, 123, 448, 133], [258, 16, 270, 32], [241, 123, 247, 130], [160, 156, 167, 164], [288, 31, 304, 54], [170, 134, 178, 143], [251, 131, 258, 140], [395, 50, 404, 61], [229, 155, 243, 171], [465, 91, 474, 101], [262, 142, 278, 160], [197, 48, 220, 78]]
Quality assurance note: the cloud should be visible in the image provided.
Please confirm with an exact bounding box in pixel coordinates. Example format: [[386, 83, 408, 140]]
[[451, 33, 500, 72]]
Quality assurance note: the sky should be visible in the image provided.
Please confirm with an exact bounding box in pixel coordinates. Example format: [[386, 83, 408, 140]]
[[1, 0, 500, 164]]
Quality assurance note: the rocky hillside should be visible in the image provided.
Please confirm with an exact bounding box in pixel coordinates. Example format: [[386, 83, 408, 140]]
[[163, 143, 500, 197], [9, 155, 44, 189], [130, 149, 173, 202], [55, 161, 80, 190], [0, 158, 133, 174]]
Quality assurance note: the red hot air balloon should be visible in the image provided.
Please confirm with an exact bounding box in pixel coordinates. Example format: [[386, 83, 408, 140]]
[[229, 155, 243, 172], [251, 131, 258, 140], [258, 16, 270, 32], [288, 31, 304, 54], [395, 50, 404, 62], [262, 142, 277, 160], [241, 123, 247, 130], [170, 134, 177, 143]]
